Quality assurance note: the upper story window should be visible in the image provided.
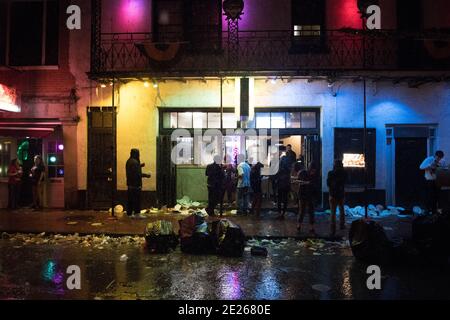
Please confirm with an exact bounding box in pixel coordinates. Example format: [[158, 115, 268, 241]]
[[152, 0, 221, 51], [291, 0, 326, 52], [0, 0, 59, 67], [292, 0, 325, 36]]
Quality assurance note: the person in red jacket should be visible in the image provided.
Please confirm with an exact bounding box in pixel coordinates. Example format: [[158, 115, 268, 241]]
[[8, 159, 23, 210]]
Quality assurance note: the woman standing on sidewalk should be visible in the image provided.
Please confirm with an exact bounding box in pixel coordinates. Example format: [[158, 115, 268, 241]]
[[30, 155, 45, 210], [7, 159, 22, 210]]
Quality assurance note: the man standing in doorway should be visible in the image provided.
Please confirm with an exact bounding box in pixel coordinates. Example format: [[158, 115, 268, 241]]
[[126, 148, 151, 218], [420, 150, 445, 214], [236, 154, 251, 215], [205, 155, 224, 217], [286, 144, 297, 168]]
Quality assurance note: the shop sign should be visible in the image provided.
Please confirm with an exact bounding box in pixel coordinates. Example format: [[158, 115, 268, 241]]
[[0, 84, 21, 112]]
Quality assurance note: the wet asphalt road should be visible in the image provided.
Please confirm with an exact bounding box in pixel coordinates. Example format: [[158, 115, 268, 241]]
[[0, 236, 449, 300]]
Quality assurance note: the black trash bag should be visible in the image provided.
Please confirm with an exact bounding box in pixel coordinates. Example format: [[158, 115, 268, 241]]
[[211, 219, 246, 257], [412, 212, 450, 261], [144, 220, 178, 253], [179, 213, 215, 254], [349, 219, 394, 265]]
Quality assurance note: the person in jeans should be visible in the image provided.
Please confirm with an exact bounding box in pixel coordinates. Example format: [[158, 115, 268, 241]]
[[206, 155, 224, 217], [30, 155, 45, 210], [327, 159, 348, 236], [126, 149, 151, 218], [250, 162, 264, 216], [420, 150, 446, 214], [236, 154, 251, 215], [222, 162, 236, 206], [277, 156, 291, 219], [7, 159, 22, 210]]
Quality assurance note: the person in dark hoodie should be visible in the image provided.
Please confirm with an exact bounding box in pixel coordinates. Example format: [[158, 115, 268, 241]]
[[250, 161, 264, 216], [126, 148, 151, 218], [327, 159, 348, 236]]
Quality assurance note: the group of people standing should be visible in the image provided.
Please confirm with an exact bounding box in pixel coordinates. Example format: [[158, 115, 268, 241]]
[[205, 145, 348, 237], [7, 155, 46, 210]]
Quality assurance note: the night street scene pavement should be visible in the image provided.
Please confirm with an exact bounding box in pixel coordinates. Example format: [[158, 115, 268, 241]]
[[1, 0, 450, 310]]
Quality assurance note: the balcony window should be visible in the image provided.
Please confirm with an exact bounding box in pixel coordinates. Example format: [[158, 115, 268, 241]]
[[293, 25, 321, 37], [3, 0, 59, 66]]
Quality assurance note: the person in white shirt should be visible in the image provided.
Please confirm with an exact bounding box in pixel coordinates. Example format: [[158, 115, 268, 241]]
[[419, 150, 445, 214], [236, 154, 251, 215]]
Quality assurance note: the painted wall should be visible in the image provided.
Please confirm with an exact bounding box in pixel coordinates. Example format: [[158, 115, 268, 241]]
[[102, 0, 152, 33]]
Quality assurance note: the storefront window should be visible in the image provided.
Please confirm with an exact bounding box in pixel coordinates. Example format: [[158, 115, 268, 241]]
[[256, 113, 271, 128], [271, 112, 286, 128], [207, 113, 221, 128], [47, 140, 64, 178], [174, 137, 193, 165], [178, 112, 193, 128], [163, 112, 178, 129], [287, 112, 301, 128], [301, 112, 316, 128], [222, 113, 237, 129], [0, 141, 11, 177], [193, 112, 207, 128]]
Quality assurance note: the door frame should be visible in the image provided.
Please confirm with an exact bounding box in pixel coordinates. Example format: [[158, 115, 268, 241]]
[[87, 107, 117, 209], [386, 124, 438, 206]]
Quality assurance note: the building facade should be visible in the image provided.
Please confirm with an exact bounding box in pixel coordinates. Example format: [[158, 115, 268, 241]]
[[2, 0, 449, 210]]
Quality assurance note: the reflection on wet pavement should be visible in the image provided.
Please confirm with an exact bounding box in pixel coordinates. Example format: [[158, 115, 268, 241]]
[[0, 234, 449, 300]]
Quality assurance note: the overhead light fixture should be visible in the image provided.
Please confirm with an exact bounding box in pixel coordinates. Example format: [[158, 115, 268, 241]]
[[270, 78, 277, 84], [100, 83, 107, 88], [152, 79, 158, 88], [144, 81, 150, 88]]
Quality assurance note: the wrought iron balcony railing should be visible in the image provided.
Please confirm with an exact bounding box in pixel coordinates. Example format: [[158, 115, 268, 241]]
[[91, 29, 450, 77]]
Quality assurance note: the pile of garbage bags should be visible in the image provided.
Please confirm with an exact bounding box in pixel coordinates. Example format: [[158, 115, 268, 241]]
[[145, 212, 246, 257]]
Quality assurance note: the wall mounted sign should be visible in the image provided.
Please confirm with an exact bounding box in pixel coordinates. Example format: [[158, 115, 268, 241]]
[[0, 84, 21, 112]]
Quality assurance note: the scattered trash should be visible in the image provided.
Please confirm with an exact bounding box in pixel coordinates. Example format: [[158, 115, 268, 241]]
[[119, 254, 128, 262], [91, 223, 103, 227], [3, 232, 146, 248], [312, 284, 331, 293]]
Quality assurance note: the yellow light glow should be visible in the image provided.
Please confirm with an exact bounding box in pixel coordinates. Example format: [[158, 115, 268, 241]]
[[100, 84, 106, 88], [144, 82, 150, 88], [234, 77, 241, 118], [249, 77, 255, 120]]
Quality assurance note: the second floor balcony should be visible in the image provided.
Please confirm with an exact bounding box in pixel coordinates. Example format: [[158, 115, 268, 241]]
[[91, 29, 450, 77]]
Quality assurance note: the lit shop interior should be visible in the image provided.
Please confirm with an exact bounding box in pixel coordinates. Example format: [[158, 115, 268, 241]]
[[0, 126, 65, 208], [159, 108, 321, 206]]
